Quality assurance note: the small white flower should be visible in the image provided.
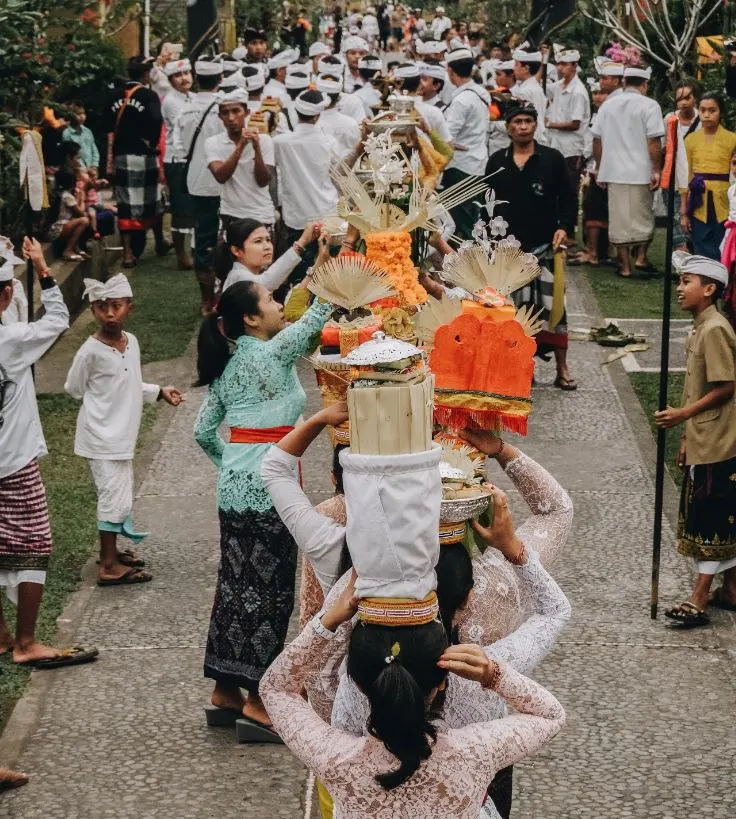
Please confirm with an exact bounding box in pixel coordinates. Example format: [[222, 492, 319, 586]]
[[489, 216, 508, 237], [483, 188, 508, 218]]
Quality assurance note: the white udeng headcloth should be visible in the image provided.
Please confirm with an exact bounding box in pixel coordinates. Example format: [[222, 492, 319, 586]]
[[294, 91, 328, 116], [340, 444, 442, 600], [672, 252, 729, 286], [83, 274, 133, 303]]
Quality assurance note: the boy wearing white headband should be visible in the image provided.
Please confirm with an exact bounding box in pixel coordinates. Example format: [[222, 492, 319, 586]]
[[655, 253, 736, 628], [65, 274, 183, 586]]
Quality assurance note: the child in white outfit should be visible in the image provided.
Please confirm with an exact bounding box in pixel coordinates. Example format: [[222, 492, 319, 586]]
[[65, 274, 183, 585]]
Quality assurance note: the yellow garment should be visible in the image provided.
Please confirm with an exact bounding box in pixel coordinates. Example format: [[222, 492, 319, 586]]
[[317, 778, 334, 819], [683, 126, 736, 224], [283, 287, 311, 322], [548, 250, 566, 332]]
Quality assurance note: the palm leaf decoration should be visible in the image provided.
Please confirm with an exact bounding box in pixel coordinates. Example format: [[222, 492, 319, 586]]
[[412, 293, 462, 352], [439, 442, 483, 480], [307, 256, 396, 310], [515, 304, 545, 338], [442, 245, 540, 296]]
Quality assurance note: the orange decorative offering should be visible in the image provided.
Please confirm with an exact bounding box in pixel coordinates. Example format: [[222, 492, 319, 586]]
[[429, 313, 536, 435], [364, 231, 428, 307]]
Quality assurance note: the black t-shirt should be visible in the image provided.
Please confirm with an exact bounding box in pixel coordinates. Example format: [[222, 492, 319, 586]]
[[485, 143, 577, 251], [104, 82, 162, 156]]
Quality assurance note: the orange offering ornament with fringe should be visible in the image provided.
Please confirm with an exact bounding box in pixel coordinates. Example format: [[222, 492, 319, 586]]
[[430, 313, 536, 434]]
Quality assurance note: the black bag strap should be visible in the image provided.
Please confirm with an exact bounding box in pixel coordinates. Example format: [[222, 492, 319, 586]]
[[184, 100, 219, 173]]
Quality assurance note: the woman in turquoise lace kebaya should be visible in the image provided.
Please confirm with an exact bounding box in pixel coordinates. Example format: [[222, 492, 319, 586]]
[[194, 280, 331, 731]]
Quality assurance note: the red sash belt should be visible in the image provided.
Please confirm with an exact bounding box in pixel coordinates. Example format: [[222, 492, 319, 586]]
[[229, 425, 295, 444]]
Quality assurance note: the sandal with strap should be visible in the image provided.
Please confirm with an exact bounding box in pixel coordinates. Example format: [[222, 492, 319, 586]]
[[14, 646, 99, 669], [97, 567, 152, 587], [664, 601, 710, 628], [554, 375, 578, 391]]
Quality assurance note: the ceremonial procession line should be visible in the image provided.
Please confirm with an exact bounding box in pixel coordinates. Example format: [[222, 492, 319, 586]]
[[1, 270, 735, 818]]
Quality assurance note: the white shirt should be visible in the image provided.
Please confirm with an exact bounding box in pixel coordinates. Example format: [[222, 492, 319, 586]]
[[174, 91, 224, 197], [414, 97, 451, 143], [161, 88, 191, 162], [546, 75, 590, 158], [488, 119, 511, 156], [222, 248, 302, 292], [204, 131, 276, 222], [347, 86, 377, 119], [261, 446, 345, 592], [318, 107, 361, 158], [361, 14, 379, 37], [592, 88, 665, 185], [431, 15, 452, 40], [664, 111, 699, 190], [274, 122, 340, 229], [0, 285, 69, 479], [0, 279, 28, 326], [262, 78, 292, 111], [64, 333, 159, 461], [514, 77, 549, 145], [344, 71, 364, 94], [445, 81, 491, 176]]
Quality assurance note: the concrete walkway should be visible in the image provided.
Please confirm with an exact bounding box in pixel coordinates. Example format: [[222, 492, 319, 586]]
[[2, 270, 735, 817]]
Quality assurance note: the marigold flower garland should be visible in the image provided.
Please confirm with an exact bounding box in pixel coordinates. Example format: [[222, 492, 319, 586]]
[[364, 231, 428, 306]]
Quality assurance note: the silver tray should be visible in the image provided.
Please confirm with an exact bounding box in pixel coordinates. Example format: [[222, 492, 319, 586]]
[[440, 493, 491, 524], [367, 119, 416, 135]]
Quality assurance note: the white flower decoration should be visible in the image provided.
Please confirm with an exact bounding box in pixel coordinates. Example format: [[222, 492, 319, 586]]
[[489, 216, 508, 237]]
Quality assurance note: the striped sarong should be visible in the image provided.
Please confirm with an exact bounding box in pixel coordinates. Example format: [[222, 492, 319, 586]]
[[513, 245, 568, 352], [114, 153, 162, 232], [0, 459, 53, 571]]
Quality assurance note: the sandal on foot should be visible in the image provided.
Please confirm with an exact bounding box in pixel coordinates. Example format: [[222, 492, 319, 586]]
[[205, 706, 242, 727], [96, 549, 145, 569], [97, 568, 152, 587], [554, 376, 578, 391], [0, 769, 29, 792], [121, 258, 137, 269], [664, 601, 710, 628], [614, 268, 632, 279], [708, 588, 736, 612], [15, 646, 99, 669], [155, 240, 174, 257], [236, 717, 283, 744]]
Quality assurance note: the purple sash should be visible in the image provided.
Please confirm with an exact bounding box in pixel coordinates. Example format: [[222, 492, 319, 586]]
[[688, 172, 730, 217]]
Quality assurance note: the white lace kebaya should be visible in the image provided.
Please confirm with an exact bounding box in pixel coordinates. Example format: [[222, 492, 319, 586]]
[[260, 617, 566, 819]]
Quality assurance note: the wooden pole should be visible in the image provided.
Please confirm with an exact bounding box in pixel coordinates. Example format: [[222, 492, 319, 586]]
[[650, 119, 678, 619]]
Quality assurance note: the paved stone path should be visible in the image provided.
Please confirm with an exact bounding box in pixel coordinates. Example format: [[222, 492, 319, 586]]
[[2, 269, 735, 817]]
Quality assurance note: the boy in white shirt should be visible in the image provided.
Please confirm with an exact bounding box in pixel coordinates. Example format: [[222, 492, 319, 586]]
[[65, 274, 183, 586]]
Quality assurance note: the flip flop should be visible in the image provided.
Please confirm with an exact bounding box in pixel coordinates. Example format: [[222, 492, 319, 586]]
[[96, 549, 145, 568], [236, 718, 284, 745], [14, 646, 99, 669], [614, 268, 632, 279], [708, 587, 736, 612], [121, 258, 137, 269], [97, 568, 152, 587], [204, 706, 242, 727], [553, 376, 578, 391], [664, 601, 710, 628], [0, 769, 29, 792]]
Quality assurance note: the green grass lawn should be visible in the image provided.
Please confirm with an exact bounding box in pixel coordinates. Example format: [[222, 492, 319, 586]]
[[628, 371, 685, 488], [581, 228, 682, 320], [0, 246, 195, 731]]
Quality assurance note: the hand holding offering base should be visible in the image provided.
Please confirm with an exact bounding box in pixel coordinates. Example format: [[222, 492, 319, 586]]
[[318, 401, 349, 428], [320, 569, 358, 631], [470, 484, 526, 564]]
